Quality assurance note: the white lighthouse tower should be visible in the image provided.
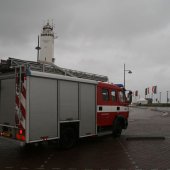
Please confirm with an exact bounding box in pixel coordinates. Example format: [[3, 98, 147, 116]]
[[38, 22, 55, 63]]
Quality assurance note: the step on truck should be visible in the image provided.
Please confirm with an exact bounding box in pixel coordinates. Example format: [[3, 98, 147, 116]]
[[0, 58, 130, 148]]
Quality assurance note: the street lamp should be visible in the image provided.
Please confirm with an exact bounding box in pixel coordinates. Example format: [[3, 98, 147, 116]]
[[124, 64, 132, 89], [167, 91, 169, 103], [159, 92, 162, 103]]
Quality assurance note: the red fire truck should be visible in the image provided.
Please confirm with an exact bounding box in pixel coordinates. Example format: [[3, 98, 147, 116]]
[[0, 58, 130, 148]]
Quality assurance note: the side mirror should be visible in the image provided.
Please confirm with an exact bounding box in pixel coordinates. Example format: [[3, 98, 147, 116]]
[[126, 91, 132, 104]]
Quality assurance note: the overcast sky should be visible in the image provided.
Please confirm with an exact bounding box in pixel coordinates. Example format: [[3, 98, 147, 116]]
[[0, 0, 170, 102]]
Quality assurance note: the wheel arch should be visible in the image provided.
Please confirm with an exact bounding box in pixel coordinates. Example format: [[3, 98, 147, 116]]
[[60, 121, 79, 138], [114, 115, 128, 129], [59, 121, 79, 149]]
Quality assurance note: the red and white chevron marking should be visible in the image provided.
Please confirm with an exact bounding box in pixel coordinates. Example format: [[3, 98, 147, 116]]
[[15, 69, 26, 130]]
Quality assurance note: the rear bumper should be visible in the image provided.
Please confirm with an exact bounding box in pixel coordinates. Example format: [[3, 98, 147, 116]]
[[0, 124, 25, 141]]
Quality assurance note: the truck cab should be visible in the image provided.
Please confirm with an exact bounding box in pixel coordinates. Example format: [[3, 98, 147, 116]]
[[97, 82, 129, 137]]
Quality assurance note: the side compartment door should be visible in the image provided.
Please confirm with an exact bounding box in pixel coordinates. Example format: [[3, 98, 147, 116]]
[[58, 80, 79, 121], [29, 77, 58, 142], [0, 78, 15, 126], [79, 83, 96, 137]]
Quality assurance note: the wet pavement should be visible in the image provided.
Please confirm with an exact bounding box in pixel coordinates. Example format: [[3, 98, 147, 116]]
[[0, 107, 170, 170]]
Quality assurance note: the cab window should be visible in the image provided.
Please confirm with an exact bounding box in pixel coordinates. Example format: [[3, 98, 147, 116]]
[[118, 91, 125, 102], [111, 90, 116, 102], [102, 89, 109, 101]]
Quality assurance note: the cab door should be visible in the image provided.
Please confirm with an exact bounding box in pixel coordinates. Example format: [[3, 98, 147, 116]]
[[97, 87, 118, 127], [117, 90, 129, 119]]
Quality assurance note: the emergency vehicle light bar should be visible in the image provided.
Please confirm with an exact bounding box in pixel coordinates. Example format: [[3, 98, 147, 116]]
[[115, 84, 124, 88]]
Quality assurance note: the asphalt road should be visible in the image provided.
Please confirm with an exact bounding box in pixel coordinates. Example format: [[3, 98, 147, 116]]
[[0, 107, 170, 170]]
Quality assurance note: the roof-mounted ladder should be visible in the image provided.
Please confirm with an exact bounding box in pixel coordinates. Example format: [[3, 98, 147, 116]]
[[0, 58, 108, 82]]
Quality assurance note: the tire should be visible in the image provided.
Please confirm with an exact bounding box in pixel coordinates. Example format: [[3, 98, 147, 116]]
[[60, 127, 76, 149], [112, 120, 122, 137]]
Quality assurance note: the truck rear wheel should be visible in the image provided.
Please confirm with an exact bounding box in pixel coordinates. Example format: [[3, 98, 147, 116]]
[[112, 120, 122, 137], [60, 127, 76, 149]]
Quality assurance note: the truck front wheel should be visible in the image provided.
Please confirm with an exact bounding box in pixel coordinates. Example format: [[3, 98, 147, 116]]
[[112, 120, 122, 137], [60, 127, 76, 149]]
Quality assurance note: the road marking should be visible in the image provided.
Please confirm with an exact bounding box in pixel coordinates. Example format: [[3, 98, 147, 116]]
[[5, 167, 13, 169], [39, 153, 53, 169], [162, 112, 168, 116], [166, 136, 170, 139], [135, 165, 139, 169], [126, 136, 165, 140], [132, 161, 136, 165], [118, 139, 141, 170], [129, 119, 135, 122], [40, 165, 44, 168]]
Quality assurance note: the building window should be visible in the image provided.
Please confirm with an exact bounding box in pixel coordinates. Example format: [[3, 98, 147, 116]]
[[102, 89, 109, 101], [111, 90, 116, 102]]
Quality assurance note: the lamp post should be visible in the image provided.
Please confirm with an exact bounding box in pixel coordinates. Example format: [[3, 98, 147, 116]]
[[124, 64, 132, 89], [167, 91, 169, 103], [159, 92, 161, 103]]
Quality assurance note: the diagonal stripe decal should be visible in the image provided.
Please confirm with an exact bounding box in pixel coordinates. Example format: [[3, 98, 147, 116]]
[[15, 67, 26, 132]]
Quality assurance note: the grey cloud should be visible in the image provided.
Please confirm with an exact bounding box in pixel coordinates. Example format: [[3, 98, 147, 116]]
[[0, 0, 170, 100]]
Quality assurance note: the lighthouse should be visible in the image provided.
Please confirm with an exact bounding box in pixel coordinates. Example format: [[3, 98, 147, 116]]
[[38, 22, 55, 63]]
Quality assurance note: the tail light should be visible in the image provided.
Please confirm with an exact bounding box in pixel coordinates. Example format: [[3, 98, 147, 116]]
[[19, 129, 23, 135], [16, 129, 25, 141]]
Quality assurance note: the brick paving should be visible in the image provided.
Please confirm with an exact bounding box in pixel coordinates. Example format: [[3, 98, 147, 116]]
[[119, 139, 170, 169], [120, 107, 170, 170], [0, 107, 170, 170]]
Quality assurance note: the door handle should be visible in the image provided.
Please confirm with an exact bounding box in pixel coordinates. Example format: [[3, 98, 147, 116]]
[[117, 106, 120, 111], [99, 106, 102, 111]]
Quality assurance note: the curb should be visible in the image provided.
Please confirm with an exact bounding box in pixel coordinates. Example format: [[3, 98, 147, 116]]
[[126, 136, 165, 140]]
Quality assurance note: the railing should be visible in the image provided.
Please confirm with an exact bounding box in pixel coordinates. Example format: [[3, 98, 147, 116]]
[[0, 57, 108, 82]]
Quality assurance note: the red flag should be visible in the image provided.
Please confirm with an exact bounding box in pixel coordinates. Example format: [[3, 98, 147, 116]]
[[152, 86, 157, 94], [135, 90, 138, 96]]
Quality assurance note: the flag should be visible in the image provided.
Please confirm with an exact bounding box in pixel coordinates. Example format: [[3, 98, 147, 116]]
[[152, 86, 157, 94], [132, 91, 134, 96], [145, 88, 147, 95], [135, 90, 138, 96]]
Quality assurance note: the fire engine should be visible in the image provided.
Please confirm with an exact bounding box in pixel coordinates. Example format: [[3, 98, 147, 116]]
[[0, 58, 129, 148]]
